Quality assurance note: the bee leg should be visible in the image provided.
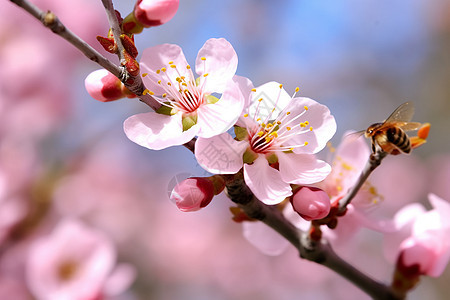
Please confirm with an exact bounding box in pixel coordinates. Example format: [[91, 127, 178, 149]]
[[371, 137, 377, 153]]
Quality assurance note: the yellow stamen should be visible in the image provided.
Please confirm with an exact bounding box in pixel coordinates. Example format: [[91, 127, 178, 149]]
[[304, 106, 309, 110], [186, 65, 191, 69], [276, 121, 281, 125], [167, 82, 171, 86], [251, 88, 256, 92], [286, 127, 291, 131], [168, 61, 173, 64], [142, 73, 148, 77], [157, 80, 161, 84], [161, 67, 166, 72], [269, 132, 278, 138], [142, 89, 150, 95], [203, 73, 209, 77], [258, 98, 263, 102], [310, 126, 313, 131], [201, 57, 206, 61], [162, 93, 167, 98], [304, 141, 308, 146], [257, 131, 264, 137], [286, 112, 291, 115], [156, 70, 161, 74], [244, 113, 249, 117], [170, 64, 176, 68], [279, 84, 283, 88], [295, 87, 300, 92]]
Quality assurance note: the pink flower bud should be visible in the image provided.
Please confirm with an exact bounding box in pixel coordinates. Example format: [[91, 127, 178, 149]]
[[85, 69, 125, 102], [290, 187, 331, 221], [134, 0, 179, 28], [170, 177, 215, 212]]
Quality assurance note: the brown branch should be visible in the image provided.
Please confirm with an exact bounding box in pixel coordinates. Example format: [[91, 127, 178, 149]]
[[338, 150, 387, 213], [225, 174, 399, 300], [100, 0, 159, 110], [9, 0, 121, 78]]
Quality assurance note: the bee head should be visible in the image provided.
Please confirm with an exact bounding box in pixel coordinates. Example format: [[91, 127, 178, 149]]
[[365, 123, 382, 137]]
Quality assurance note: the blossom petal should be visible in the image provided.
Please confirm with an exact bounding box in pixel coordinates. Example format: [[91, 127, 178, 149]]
[[195, 38, 238, 93], [140, 43, 189, 95], [124, 111, 197, 150], [277, 152, 331, 185], [195, 133, 247, 174], [281, 97, 336, 154], [246, 81, 292, 121], [196, 78, 245, 138], [242, 221, 290, 256], [244, 156, 292, 205]]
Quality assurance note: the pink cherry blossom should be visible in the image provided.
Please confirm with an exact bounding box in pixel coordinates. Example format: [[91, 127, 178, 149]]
[[384, 194, 450, 277], [124, 38, 245, 150], [196, 81, 336, 204], [26, 219, 135, 300]]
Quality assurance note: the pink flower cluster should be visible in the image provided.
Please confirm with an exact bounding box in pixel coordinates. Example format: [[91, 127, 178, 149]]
[[124, 38, 336, 206]]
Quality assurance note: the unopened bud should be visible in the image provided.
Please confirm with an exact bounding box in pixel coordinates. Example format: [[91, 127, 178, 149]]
[[170, 177, 215, 212], [134, 0, 179, 28], [290, 187, 331, 221], [85, 69, 126, 102]]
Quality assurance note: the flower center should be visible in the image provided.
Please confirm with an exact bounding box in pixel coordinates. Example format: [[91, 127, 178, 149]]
[[58, 260, 78, 281], [244, 85, 312, 154], [142, 58, 211, 114]]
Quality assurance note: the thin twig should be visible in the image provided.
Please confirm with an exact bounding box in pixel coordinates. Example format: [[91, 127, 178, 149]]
[[100, 0, 159, 110], [338, 150, 387, 213], [225, 174, 399, 300], [9, 0, 121, 78]]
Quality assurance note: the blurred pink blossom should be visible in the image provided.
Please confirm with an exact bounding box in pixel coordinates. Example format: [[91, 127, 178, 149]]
[[26, 219, 135, 300], [384, 194, 450, 277]]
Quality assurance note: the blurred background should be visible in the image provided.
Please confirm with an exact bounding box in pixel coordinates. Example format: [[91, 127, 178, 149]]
[[1, 0, 450, 299]]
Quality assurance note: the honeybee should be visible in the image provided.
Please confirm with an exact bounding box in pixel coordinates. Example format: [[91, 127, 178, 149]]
[[365, 102, 422, 154]]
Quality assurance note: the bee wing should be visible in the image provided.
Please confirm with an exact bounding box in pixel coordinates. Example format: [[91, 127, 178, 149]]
[[344, 130, 365, 143], [385, 102, 415, 123], [396, 121, 422, 132]]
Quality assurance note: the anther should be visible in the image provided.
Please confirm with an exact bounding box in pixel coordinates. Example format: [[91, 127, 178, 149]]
[[251, 88, 256, 92], [201, 57, 206, 61], [143, 89, 150, 95], [142, 73, 148, 77], [203, 73, 209, 77], [304, 106, 309, 110]]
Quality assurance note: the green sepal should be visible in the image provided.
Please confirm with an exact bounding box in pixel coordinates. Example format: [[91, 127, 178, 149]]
[[243, 148, 258, 164], [206, 94, 220, 104], [234, 126, 248, 141], [182, 114, 198, 132], [156, 103, 176, 116], [266, 153, 278, 164]]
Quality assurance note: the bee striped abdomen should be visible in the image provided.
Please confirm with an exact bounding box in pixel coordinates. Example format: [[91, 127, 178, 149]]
[[386, 127, 411, 153]]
